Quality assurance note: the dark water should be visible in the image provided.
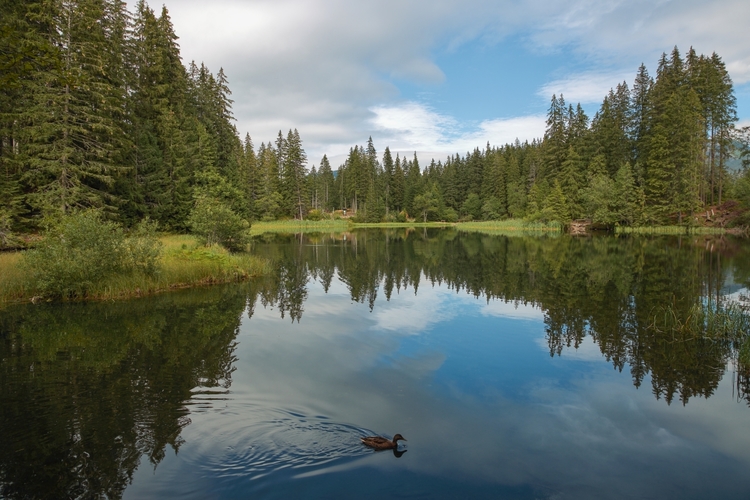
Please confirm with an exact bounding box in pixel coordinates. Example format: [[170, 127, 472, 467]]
[[2, 229, 750, 499]]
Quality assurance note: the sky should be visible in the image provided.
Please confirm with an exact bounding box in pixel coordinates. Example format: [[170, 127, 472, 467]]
[[137, 0, 750, 167]]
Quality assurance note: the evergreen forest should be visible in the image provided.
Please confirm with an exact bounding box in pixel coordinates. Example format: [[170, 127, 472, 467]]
[[2, 0, 750, 244]]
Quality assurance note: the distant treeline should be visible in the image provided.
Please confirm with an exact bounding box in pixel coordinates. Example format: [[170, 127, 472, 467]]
[[2, 0, 750, 237], [318, 48, 745, 225]]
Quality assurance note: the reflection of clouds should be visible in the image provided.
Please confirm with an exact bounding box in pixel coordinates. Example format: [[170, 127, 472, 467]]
[[372, 274, 543, 333], [535, 333, 604, 361], [130, 275, 750, 499], [723, 288, 750, 306], [480, 298, 544, 320], [371, 284, 457, 333]]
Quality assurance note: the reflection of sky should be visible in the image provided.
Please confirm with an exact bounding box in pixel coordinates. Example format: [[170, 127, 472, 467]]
[[126, 274, 750, 499]]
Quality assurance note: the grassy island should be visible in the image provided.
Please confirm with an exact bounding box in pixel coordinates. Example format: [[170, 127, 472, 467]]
[[1, 235, 267, 304], [0, 212, 268, 304]]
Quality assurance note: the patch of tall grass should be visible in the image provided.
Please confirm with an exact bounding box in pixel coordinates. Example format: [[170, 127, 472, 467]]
[[250, 219, 350, 234], [86, 242, 269, 301], [0, 233, 268, 304], [457, 219, 563, 235], [0, 252, 27, 302], [649, 300, 750, 365], [351, 222, 454, 228], [249, 218, 563, 235], [616, 225, 726, 235]]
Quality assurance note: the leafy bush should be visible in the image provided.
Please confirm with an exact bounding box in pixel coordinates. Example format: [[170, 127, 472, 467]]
[[442, 207, 458, 223], [124, 218, 162, 276], [188, 196, 250, 252], [306, 209, 323, 221], [24, 210, 163, 299]]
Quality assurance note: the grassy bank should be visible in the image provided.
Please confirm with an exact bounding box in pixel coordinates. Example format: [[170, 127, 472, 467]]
[[0, 234, 269, 304], [457, 220, 563, 235], [249, 218, 563, 234], [615, 225, 728, 235], [250, 219, 350, 234]]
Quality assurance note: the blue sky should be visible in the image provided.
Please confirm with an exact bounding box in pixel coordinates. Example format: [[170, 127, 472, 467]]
[[141, 0, 750, 166]]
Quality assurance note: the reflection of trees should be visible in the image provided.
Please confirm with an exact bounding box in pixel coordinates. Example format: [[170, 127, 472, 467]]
[[0, 231, 746, 497], [0, 286, 246, 499], [253, 230, 747, 406]]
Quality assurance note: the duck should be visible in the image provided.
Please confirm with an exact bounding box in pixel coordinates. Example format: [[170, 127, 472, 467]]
[[360, 434, 407, 451]]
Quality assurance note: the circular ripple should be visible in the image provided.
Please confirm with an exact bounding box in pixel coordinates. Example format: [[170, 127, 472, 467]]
[[193, 406, 378, 481]]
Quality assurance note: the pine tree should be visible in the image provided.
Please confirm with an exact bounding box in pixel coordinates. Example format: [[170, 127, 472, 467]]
[[630, 63, 653, 182], [592, 83, 631, 176], [505, 152, 526, 218], [382, 146, 394, 215], [240, 133, 257, 218], [403, 153, 422, 216], [612, 163, 641, 225], [279, 129, 307, 219], [545, 180, 571, 224], [542, 94, 568, 179], [392, 154, 404, 213], [558, 146, 584, 218], [22, 0, 130, 217], [318, 154, 334, 211], [256, 142, 281, 220]]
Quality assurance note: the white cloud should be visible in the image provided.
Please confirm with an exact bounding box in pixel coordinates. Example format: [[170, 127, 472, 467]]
[[538, 71, 634, 105], [367, 102, 546, 165], [131, 0, 750, 162]]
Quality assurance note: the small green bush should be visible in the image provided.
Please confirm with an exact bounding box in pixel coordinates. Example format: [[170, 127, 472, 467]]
[[306, 209, 323, 221], [24, 210, 163, 299], [188, 196, 250, 252], [124, 218, 162, 276], [442, 207, 458, 223]]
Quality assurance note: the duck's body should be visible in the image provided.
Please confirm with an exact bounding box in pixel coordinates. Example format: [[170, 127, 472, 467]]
[[360, 434, 406, 450]]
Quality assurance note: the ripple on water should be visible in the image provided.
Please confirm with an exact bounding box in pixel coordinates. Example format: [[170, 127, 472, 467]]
[[189, 404, 383, 482]]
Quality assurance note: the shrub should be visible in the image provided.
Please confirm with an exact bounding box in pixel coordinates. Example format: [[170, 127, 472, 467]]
[[306, 209, 323, 221], [124, 218, 162, 276], [442, 207, 458, 223], [188, 196, 250, 252], [24, 210, 163, 299]]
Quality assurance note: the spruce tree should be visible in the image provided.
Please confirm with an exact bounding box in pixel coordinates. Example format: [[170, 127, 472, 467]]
[[382, 146, 394, 214], [318, 154, 334, 211], [279, 129, 307, 219], [542, 94, 568, 179], [22, 0, 130, 217], [392, 154, 404, 213]]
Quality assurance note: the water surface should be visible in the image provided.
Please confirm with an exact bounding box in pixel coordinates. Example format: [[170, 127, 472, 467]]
[[2, 229, 750, 499]]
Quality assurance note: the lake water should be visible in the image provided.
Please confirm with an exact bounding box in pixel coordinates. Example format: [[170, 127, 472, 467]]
[[2, 229, 750, 499]]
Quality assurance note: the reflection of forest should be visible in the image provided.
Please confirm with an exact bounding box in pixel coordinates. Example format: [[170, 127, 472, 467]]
[[250, 229, 750, 406], [2, 230, 749, 498], [0, 286, 247, 499]]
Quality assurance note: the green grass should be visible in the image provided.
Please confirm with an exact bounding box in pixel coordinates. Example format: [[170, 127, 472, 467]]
[[0, 252, 27, 302], [351, 221, 454, 228], [0, 234, 270, 304], [456, 220, 563, 235], [649, 300, 750, 365], [249, 218, 563, 234], [615, 225, 727, 235], [250, 219, 350, 234]]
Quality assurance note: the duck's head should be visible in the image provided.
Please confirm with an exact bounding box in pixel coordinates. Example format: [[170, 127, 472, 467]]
[[392, 434, 407, 443]]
